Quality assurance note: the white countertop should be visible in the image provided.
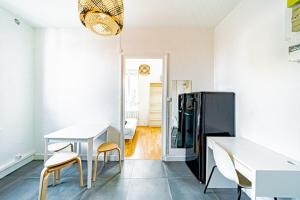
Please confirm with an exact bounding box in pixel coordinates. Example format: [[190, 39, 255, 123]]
[[208, 137, 300, 172]]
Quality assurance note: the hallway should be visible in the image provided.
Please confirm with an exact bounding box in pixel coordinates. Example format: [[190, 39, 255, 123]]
[[125, 126, 162, 160]]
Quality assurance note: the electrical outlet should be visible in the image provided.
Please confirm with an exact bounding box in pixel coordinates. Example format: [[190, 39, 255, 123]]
[[287, 160, 296, 165], [15, 154, 22, 160]]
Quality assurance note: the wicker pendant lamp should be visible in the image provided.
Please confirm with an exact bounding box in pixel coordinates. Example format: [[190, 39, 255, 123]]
[[79, 0, 124, 36], [139, 64, 151, 76]]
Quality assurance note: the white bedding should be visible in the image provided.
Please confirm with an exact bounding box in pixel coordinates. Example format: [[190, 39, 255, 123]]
[[124, 118, 137, 140]]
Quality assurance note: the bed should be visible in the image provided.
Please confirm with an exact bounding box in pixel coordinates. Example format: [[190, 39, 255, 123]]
[[124, 118, 137, 140]]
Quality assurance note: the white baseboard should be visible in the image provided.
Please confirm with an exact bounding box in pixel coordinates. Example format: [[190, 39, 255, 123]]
[[34, 153, 120, 161], [0, 152, 181, 180], [164, 155, 185, 161], [36, 153, 181, 162], [0, 152, 35, 179]]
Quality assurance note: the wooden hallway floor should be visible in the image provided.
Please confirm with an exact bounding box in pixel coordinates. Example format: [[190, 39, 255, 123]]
[[125, 126, 162, 160]]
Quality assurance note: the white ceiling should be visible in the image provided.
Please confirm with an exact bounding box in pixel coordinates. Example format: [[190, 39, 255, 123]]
[[0, 0, 241, 28]]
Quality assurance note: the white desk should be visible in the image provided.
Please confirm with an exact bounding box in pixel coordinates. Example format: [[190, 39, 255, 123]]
[[207, 137, 300, 199], [44, 123, 109, 189]]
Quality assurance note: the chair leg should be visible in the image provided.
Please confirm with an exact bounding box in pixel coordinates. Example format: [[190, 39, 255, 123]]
[[204, 166, 217, 193], [237, 185, 242, 200], [93, 152, 100, 182], [104, 151, 107, 166], [42, 173, 49, 200], [117, 147, 121, 172], [39, 168, 49, 200], [70, 143, 74, 152], [57, 169, 60, 180], [76, 157, 84, 187], [56, 169, 61, 180], [52, 172, 56, 186]]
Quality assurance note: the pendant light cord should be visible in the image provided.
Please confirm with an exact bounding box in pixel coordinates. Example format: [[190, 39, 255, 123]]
[[119, 33, 123, 53]]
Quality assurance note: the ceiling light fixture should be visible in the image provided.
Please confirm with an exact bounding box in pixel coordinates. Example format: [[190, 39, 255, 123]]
[[139, 64, 151, 76], [78, 0, 124, 36]]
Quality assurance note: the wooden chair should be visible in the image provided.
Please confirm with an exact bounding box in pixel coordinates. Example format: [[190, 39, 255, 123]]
[[47, 142, 74, 185], [38, 152, 83, 200], [93, 142, 121, 181]]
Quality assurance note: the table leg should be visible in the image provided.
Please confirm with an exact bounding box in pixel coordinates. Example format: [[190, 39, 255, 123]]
[[87, 139, 93, 189], [74, 142, 77, 153], [251, 173, 256, 200], [78, 142, 81, 154], [44, 138, 49, 163], [251, 189, 256, 200]]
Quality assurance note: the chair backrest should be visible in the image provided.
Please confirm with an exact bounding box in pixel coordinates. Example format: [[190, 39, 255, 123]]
[[212, 142, 239, 184]]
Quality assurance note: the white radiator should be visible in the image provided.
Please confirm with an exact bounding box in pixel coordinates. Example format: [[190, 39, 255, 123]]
[[125, 110, 139, 119]]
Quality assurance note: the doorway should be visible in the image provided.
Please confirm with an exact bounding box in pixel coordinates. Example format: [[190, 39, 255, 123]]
[[122, 57, 166, 160]]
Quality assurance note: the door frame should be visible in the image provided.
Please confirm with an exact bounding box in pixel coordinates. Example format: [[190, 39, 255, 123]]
[[120, 54, 169, 160]]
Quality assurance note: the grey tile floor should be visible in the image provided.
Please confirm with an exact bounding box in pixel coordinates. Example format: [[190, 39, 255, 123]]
[[0, 160, 250, 200]]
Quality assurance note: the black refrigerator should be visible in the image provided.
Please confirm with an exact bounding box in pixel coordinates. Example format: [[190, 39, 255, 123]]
[[184, 92, 235, 183]]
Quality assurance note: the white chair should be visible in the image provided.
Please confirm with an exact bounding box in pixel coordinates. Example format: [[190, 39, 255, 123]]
[[204, 142, 277, 200]]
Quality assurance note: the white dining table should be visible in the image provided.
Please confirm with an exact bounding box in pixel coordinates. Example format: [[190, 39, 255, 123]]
[[44, 123, 109, 189]]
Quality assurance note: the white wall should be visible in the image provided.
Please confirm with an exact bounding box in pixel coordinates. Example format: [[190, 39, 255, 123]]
[[138, 60, 162, 126], [0, 8, 35, 176], [34, 27, 214, 159], [214, 0, 300, 162], [122, 28, 214, 94], [34, 28, 121, 154]]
